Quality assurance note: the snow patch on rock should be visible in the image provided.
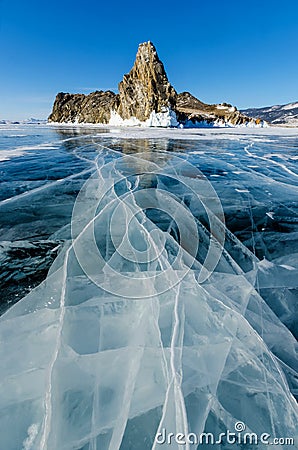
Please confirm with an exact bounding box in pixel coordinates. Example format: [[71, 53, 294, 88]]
[[109, 108, 179, 128], [181, 119, 267, 129]]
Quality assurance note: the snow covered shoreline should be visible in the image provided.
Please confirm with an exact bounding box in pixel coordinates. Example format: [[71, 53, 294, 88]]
[[48, 107, 268, 129], [45, 122, 298, 139]]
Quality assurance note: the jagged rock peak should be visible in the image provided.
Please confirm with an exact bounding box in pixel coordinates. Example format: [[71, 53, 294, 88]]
[[133, 41, 168, 76], [117, 41, 177, 121]]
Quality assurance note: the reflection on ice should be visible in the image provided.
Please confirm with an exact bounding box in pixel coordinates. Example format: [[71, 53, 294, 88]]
[[0, 126, 297, 450]]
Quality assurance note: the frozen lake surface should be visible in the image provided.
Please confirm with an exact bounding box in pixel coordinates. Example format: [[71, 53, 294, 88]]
[[0, 124, 297, 449]]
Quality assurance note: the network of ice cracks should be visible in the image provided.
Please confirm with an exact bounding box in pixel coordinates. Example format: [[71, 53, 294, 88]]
[[0, 141, 297, 450]]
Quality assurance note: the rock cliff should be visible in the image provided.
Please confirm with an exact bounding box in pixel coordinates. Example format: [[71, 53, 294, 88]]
[[48, 90, 118, 124], [176, 92, 258, 126], [117, 41, 177, 121], [48, 42, 259, 127]]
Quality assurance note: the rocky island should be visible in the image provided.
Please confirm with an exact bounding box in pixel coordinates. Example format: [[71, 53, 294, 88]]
[[49, 41, 260, 127]]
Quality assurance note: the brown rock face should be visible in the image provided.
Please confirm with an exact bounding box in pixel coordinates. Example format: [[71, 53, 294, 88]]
[[117, 41, 177, 121], [176, 92, 255, 126], [48, 91, 119, 124], [48, 41, 260, 127]]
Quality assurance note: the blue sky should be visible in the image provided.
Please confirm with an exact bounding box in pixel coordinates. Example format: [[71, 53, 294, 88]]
[[1, 0, 298, 120]]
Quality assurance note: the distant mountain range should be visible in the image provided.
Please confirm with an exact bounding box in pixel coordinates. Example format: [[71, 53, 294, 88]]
[[0, 118, 47, 125], [242, 102, 298, 126]]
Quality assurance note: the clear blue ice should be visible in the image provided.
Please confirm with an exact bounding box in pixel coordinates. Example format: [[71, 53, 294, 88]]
[[0, 124, 297, 449]]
